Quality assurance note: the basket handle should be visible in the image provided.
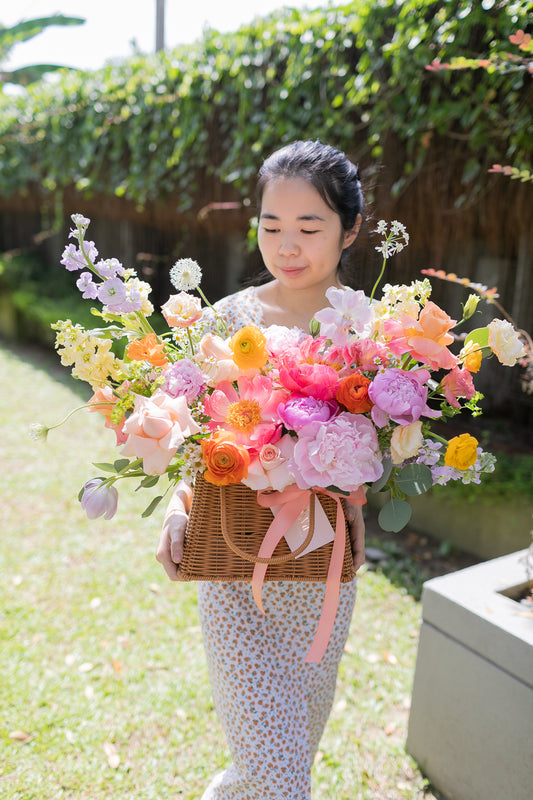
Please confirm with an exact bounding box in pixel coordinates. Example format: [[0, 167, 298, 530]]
[[219, 488, 316, 565]]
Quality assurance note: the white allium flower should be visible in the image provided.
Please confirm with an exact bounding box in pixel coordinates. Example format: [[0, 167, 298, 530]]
[[170, 259, 202, 292], [29, 422, 49, 442]]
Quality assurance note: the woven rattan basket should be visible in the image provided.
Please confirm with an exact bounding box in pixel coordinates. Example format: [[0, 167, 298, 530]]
[[176, 473, 355, 583]]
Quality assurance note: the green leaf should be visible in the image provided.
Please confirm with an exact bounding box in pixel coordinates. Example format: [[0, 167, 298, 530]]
[[141, 495, 164, 518], [378, 499, 412, 532], [395, 464, 433, 496], [464, 327, 489, 354], [370, 459, 393, 493], [113, 458, 131, 473], [139, 475, 160, 489], [92, 462, 119, 473]]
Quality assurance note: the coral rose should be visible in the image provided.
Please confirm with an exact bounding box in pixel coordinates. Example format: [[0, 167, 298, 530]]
[[161, 292, 202, 328], [336, 373, 372, 413], [229, 325, 268, 370], [202, 431, 250, 485], [444, 434, 478, 470], [384, 301, 458, 370]]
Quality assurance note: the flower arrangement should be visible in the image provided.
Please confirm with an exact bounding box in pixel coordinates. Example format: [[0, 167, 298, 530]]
[[32, 214, 528, 534]]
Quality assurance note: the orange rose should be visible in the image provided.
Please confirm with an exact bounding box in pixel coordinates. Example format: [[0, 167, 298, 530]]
[[229, 326, 268, 370], [127, 333, 168, 367], [336, 373, 373, 413], [202, 431, 250, 485]]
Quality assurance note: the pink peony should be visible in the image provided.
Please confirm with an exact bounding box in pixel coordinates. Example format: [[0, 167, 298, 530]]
[[278, 394, 338, 432], [440, 366, 476, 409], [161, 359, 206, 402], [278, 362, 340, 400], [121, 389, 201, 474], [290, 412, 383, 492], [368, 368, 441, 428]]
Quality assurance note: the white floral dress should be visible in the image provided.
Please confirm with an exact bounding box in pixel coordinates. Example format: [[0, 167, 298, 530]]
[[198, 286, 358, 800]]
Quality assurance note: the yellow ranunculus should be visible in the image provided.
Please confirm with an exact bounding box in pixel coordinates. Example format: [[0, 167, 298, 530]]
[[460, 340, 482, 373], [444, 433, 478, 470], [229, 325, 268, 370]]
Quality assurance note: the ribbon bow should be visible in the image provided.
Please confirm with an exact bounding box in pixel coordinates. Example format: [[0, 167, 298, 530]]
[[253, 484, 365, 663]]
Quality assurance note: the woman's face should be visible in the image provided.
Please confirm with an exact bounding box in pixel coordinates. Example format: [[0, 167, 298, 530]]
[[257, 177, 359, 293]]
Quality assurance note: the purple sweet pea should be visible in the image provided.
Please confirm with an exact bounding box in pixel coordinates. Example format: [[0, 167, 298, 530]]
[[368, 367, 441, 428], [76, 271, 99, 299], [278, 394, 338, 432], [80, 478, 118, 520], [162, 359, 206, 403]]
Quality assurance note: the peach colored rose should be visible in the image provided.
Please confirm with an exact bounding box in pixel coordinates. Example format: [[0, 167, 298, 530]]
[[121, 389, 201, 474], [202, 431, 250, 485], [390, 421, 423, 465], [384, 301, 458, 370], [161, 292, 202, 328], [198, 334, 241, 384], [243, 435, 296, 491]]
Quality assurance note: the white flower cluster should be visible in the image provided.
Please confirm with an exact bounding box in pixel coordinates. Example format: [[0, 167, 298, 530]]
[[374, 220, 410, 259]]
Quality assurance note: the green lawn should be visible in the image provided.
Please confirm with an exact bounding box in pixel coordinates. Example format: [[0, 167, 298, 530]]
[[0, 341, 446, 799]]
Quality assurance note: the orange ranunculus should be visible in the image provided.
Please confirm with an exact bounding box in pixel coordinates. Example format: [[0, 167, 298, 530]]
[[202, 431, 250, 485], [229, 325, 268, 370], [336, 373, 373, 413], [127, 333, 168, 367], [444, 434, 478, 471]]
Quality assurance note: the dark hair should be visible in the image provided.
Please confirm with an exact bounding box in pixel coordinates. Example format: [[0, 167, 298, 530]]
[[256, 140, 363, 233]]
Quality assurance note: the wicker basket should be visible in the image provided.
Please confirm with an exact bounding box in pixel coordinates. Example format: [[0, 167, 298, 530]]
[[176, 473, 355, 583]]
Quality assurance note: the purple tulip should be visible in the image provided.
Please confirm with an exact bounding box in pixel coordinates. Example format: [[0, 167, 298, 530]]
[[80, 479, 118, 520]]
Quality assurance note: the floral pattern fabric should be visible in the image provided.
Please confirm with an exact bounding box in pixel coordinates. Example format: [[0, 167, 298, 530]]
[[198, 286, 357, 799]]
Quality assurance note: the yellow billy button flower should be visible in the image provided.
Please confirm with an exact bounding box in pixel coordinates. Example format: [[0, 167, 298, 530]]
[[444, 433, 478, 470], [229, 325, 268, 370]]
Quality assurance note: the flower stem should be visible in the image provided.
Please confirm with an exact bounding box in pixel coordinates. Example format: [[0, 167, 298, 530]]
[[369, 257, 387, 301]]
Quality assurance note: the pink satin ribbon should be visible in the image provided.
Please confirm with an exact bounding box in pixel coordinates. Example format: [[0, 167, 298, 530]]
[[253, 483, 366, 663]]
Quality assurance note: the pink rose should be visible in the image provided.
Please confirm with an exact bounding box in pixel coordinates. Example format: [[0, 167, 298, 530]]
[[368, 368, 441, 428], [440, 366, 476, 409], [242, 435, 296, 491], [290, 412, 383, 492], [161, 292, 202, 328], [121, 389, 201, 474]]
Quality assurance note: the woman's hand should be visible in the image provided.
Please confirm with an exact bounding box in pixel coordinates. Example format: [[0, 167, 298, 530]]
[[344, 502, 366, 572], [156, 482, 192, 581]]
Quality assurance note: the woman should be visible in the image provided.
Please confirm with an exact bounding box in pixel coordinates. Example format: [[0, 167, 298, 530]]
[[157, 140, 366, 799]]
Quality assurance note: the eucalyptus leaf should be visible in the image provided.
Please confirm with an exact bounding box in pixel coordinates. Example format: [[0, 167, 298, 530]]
[[396, 464, 433, 496], [370, 459, 393, 493], [378, 499, 412, 533], [141, 495, 164, 518]]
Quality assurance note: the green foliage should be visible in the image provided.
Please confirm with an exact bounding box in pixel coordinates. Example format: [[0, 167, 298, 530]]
[[0, 14, 85, 86], [0, 1, 530, 209]]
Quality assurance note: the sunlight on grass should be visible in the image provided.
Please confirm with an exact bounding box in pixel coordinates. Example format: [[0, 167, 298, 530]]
[[1, 342, 442, 799]]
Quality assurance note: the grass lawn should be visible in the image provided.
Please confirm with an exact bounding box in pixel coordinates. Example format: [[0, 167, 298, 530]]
[[0, 340, 451, 799]]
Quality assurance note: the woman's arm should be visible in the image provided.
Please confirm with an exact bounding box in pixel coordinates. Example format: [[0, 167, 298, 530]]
[[156, 481, 193, 581]]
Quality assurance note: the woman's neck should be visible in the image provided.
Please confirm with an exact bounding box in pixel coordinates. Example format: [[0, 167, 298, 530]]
[[255, 279, 342, 329]]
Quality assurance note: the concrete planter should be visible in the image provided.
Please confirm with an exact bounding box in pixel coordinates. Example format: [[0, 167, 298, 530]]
[[407, 550, 533, 800]]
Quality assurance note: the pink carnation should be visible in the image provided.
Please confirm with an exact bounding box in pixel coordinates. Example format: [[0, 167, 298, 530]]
[[290, 412, 383, 492], [368, 368, 441, 428]]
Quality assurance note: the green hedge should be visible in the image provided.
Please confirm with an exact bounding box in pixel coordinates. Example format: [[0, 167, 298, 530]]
[[0, 0, 530, 211]]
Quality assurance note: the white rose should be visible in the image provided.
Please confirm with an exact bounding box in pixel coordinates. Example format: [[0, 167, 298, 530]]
[[390, 421, 423, 465], [487, 319, 526, 366]]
